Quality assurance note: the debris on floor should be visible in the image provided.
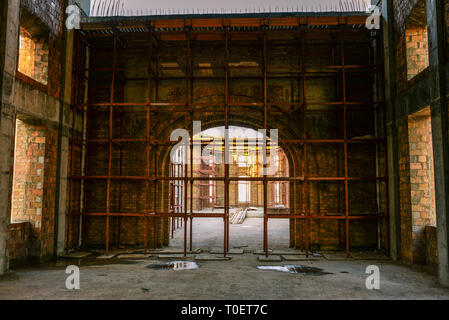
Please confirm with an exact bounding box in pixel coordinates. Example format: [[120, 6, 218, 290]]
[[149, 249, 202, 255], [146, 261, 199, 271], [243, 207, 264, 218], [158, 254, 188, 259], [209, 248, 244, 254], [117, 254, 151, 259], [272, 250, 305, 256], [229, 208, 246, 224], [195, 254, 232, 261], [96, 254, 116, 259], [257, 265, 332, 276], [322, 252, 352, 260], [351, 251, 389, 260], [281, 255, 319, 261], [253, 249, 273, 255], [60, 251, 92, 259], [258, 255, 282, 262]]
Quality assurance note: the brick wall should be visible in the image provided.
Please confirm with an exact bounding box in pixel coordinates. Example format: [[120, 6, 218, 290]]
[[10, 120, 58, 260], [41, 125, 58, 258], [425, 225, 438, 268], [398, 119, 413, 262], [405, 27, 429, 80], [396, 109, 437, 264], [11, 120, 46, 231], [6, 222, 30, 267], [33, 37, 49, 84], [17, 27, 49, 85], [70, 32, 386, 252], [19, 0, 64, 99], [393, 0, 427, 92], [390, 0, 441, 267], [6, 222, 31, 267], [17, 28, 35, 80], [408, 110, 436, 263]]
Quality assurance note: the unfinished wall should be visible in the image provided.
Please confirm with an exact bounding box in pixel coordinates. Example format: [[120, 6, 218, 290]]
[[9, 118, 59, 261], [408, 109, 436, 263], [11, 120, 46, 227], [17, 27, 49, 85], [70, 26, 386, 253], [0, 0, 72, 272], [385, 0, 447, 278], [5, 222, 30, 267], [405, 26, 429, 80], [393, 0, 427, 92], [190, 144, 289, 210], [19, 0, 64, 99]]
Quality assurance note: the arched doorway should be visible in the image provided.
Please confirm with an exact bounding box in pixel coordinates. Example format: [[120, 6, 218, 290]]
[[167, 125, 291, 252]]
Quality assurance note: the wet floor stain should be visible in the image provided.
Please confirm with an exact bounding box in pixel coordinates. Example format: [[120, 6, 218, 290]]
[[145, 261, 199, 271], [257, 265, 332, 276], [10, 257, 141, 273]]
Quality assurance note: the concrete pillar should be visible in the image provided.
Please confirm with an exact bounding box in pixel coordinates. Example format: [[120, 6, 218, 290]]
[[54, 24, 76, 256], [427, 0, 449, 287], [382, 0, 401, 260], [56, 132, 69, 255], [0, 0, 20, 274]]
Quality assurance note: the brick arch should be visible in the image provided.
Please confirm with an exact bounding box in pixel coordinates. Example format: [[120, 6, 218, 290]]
[[154, 116, 303, 247], [155, 114, 302, 183]]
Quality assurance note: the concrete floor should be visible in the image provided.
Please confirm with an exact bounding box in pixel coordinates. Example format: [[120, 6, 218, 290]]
[[169, 217, 290, 251], [1, 217, 448, 300], [1, 254, 448, 299]]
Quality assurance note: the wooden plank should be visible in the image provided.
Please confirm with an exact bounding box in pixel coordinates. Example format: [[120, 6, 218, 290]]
[[154, 19, 185, 29], [230, 18, 262, 27], [269, 17, 299, 27], [192, 19, 222, 28], [308, 17, 340, 26]]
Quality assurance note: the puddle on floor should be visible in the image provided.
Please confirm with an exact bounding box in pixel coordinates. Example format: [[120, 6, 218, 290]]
[[146, 261, 199, 271], [257, 265, 332, 276]]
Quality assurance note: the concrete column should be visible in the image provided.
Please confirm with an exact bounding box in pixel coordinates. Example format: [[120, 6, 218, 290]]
[[55, 25, 75, 256], [56, 132, 69, 255], [427, 0, 449, 287], [0, 0, 20, 274], [382, 0, 401, 260]]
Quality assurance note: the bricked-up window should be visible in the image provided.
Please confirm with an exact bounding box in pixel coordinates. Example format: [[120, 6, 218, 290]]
[[11, 119, 46, 229], [408, 107, 436, 262], [17, 9, 50, 85], [405, 0, 429, 80]]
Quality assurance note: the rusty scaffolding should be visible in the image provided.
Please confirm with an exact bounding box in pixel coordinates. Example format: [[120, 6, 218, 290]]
[[193, 147, 218, 211], [68, 15, 388, 258], [170, 158, 184, 238]]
